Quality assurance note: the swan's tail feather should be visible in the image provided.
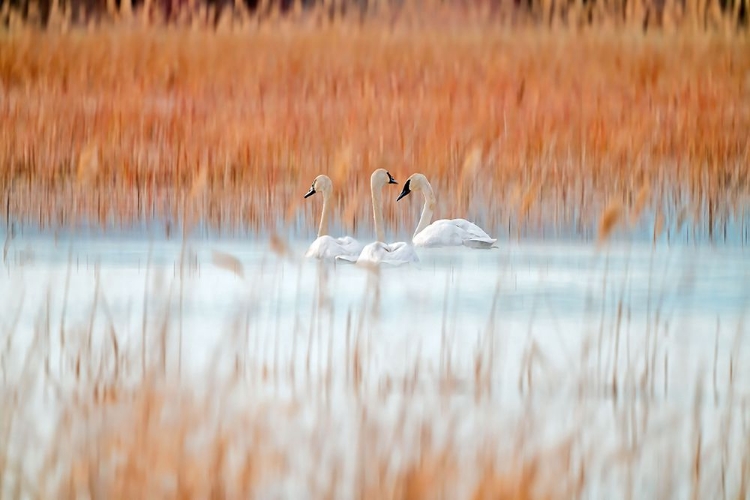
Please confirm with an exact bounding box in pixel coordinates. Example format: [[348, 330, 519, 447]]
[[334, 254, 359, 264], [464, 238, 498, 249]]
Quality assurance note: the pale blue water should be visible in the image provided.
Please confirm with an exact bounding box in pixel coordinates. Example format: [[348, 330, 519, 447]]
[[1, 233, 748, 498]]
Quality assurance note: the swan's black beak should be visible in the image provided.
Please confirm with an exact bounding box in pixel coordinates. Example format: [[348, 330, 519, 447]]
[[387, 172, 398, 185], [396, 179, 411, 201], [304, 186, 316, 198]]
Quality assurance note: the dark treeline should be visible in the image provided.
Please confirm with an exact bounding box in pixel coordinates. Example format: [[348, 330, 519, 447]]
[[0, 0, 747, 29], [9, 0, 334, 22]]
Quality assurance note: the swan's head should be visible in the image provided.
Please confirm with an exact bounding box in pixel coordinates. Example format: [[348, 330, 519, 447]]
[[304, 175, 333, 199], [397, 173, 429, 201], [371, 168, 398, 190]]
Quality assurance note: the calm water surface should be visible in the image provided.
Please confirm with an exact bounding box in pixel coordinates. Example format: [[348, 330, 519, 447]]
[[1, 234, 749, 498]]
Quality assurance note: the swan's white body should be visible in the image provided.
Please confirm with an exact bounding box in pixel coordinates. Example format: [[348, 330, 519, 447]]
[[412, 218, 496, 248], [337, 169, 419, 266], [339, 240, 419, 266], [303, 175, 364, 261], [305, 235, 364, 260], [397, 173, 496, 249]]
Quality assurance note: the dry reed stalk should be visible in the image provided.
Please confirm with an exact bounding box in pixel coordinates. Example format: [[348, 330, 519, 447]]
[[76, 143, 100, 186], [269, 232, 290, 257], [211, 249, 244, 278], [597, 200, 623, 245], [630, 181, 651, 225], [653, 210, 665, 243], [470, 461, 548, 500], [519, 181, 539, 221]]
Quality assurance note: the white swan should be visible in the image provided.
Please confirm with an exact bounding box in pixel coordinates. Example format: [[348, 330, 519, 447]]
[[337, 169, 419, 266], [303, 175, 364, 260], [397, 173, 497, 248]]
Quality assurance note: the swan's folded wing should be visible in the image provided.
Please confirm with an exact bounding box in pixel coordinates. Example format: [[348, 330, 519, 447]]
[[334, 236, 364, 255], [355, 242, 387, 263], [355, 241, 419, 265], [445, 219, 494, 240], [383, 242, 420, 264], [414, 220, 496, 248], [305, 236, 331, 259], [444, 219, 496, 247], [306, 235, 365, 260], [413, 224, 464, 247]]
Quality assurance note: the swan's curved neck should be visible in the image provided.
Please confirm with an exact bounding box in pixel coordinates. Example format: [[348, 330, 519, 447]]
[[371, 181, 385, 243], [317, 192, 331, 238], [414, 181, 436, 238]]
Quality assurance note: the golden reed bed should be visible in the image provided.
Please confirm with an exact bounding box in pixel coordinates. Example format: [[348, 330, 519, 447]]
[[0, 3, 749, 242]]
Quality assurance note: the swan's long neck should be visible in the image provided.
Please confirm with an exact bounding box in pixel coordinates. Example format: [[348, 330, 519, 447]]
[[317, 192, 331, 238], [371, 181, 386, 242], [414, 182, 436, 238]]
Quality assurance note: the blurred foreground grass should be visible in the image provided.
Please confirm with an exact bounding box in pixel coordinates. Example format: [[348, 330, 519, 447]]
[[1, 242, 748, 499]]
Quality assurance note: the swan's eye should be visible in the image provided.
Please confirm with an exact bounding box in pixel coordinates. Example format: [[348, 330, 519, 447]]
[[386, 172, 398, 184]]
